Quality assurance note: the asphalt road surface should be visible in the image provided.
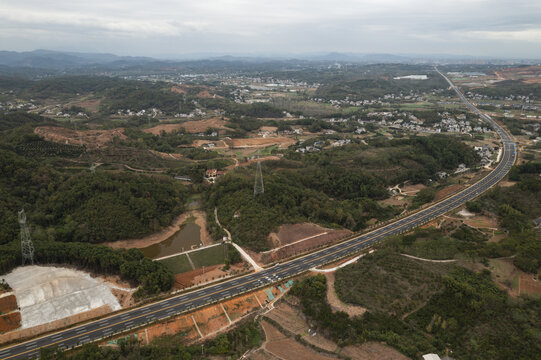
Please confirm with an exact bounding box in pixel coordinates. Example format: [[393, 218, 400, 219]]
[[0, 71, 517, 359]]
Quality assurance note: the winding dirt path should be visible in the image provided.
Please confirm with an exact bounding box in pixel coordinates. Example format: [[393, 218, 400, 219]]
[[324, 273, 366, 317], [400, 254, 456, 263]]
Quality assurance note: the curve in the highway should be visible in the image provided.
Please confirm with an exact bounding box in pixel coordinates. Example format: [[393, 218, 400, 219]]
[[0, 70, 517, 360]]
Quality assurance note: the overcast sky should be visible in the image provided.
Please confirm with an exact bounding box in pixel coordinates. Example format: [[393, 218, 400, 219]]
[[1, 0, 540, 58]]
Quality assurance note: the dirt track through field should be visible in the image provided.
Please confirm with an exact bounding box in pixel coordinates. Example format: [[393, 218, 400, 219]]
[[261, 320, 335, 360]]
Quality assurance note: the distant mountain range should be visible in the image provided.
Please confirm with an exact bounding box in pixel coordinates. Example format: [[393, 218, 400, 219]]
[[0, 49, 152, 70], [0, 49, 537, 73]]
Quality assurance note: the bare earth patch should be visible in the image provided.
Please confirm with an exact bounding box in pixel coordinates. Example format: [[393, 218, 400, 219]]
[[70, 98, 101, 112], [226, 156, 281, 170], [0, 305, 112, 345], [120, 289, 268, 345], [341, 342, 410, 360], [34, 126, 126, 149], [261, 320, 335, 360], [434, 184, 464, 202], [253, 224, 351, 265], [401, 183, 426, 195], [174, 264, 246, 289], [149, 149, 183, 160], [266, 300, 338, 353], [268, 223, 330, 247], [380, 196, 408, 207], [181, 118, 228, 133], [519, 273, 541, 297], [170, 86, 187, 94], [143, 123, 184, 135], [0, 294, 18, 314], [0, 312, 21, 333], [226, 137, 296, 149]]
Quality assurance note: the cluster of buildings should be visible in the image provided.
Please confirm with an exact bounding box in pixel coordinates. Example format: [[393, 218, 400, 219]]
[[296, 140, 323, 153], [311, 91, 426, 108], [174, 108, 206, 118], [437, 116, 489, 134], [204, 169, 226, 183], [357, 111, 491, 135], [474, 145, 496, 167], [116, 108, 161, 117], [331, 139, 351, 147], [225, 76, 317, 89], [466, 91, 535, 103], [227, 77, 318, 103], [0, 101, 37, 111]]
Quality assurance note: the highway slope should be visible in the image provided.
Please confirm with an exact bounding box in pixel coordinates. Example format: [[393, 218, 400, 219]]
[[0, 71, 517, 360]]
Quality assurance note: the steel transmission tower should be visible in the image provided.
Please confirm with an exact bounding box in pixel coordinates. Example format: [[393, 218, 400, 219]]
[[18, 209, 34, 266], [254, 157, 264, 197]]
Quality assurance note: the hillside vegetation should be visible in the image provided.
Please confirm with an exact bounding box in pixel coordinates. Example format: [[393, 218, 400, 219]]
[[335, 251, 455, 316], [292, 271, 541, 359], [209, 135, 479, 251]]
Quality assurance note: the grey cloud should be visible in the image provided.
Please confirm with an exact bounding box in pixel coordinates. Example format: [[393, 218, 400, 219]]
[[0, 0, 539, 58]]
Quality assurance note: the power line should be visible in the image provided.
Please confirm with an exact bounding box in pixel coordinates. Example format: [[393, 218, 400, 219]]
[[253, 153, 264, 197]]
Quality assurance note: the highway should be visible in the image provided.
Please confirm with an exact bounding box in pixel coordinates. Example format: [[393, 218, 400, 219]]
[[0, 70, 517, 359]]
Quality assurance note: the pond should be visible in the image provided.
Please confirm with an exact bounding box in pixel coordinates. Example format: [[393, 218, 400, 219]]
[[141, 222, 202, 259]]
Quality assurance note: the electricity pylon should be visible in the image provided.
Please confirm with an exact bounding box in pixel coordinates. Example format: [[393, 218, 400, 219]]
[[254, 156, 264, 197], [18, 209, 34, 266]]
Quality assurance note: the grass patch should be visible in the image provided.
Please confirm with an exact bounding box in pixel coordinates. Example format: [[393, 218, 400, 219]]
[[158, 244, 234, 273], [395, 102, 433, 110], [189, 244, 228, 268], [260, 145, 277, 156], [158, 253, 194, 274], [513, 276, 519, 291]]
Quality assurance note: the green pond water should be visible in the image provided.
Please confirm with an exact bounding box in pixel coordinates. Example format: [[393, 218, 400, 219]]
[[141, 222, 201, 259]]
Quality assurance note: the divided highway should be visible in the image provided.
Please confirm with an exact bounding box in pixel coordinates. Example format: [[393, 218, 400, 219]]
[[0, 71, 517, 360]]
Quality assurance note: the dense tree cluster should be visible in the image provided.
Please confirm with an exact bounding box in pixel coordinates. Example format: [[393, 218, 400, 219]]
[[469, 80, 541, 99], [209, 166, 395, 251], [101, 83, 195, 115], [225, 102, 283, 118], [0, 241, 172, 296], [0, 111, 50, 131], [315, 76, 448, 100], [0, 148, 187, 245]]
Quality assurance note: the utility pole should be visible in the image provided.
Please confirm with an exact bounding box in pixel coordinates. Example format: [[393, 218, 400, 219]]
[[19, 210, 34, 266]]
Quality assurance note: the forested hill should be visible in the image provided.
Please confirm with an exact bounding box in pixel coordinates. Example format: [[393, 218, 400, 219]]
[[0, 148, 187, 245]]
